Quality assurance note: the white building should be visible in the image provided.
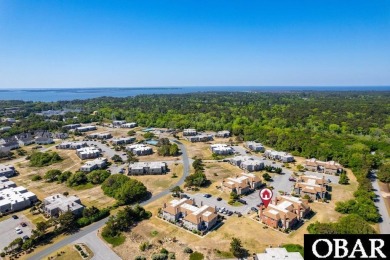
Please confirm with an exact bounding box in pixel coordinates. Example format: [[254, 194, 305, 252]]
[[112, 120, 126, 126], [87, 132, 112, 139], [75, 125, 97, 132], [210, 144, 234, 155], [43, 194, 84, 217], [56, 141, 88, 150], [0, 181, 37, 213], [255, 248, 303, 260], [80, 158, 108, 172], [215, 130, 230, 138], [76, 147, 101, 159], [111, 137, 136, 145], [245, 141, 265, 152], [264, 150, 294, 162], [0, 176, 17, 190], [121, 122, 137, 128], [0, 164, 15, 178], [62, 123, 81, 130], [230, 156, 264, 172], [128, 162, 167, 175], [186, 134, 213, 142], [183, 128, 197, 136], [126, 144, 153, 156]]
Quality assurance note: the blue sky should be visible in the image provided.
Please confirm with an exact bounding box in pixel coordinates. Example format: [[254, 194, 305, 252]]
[[0, 0, 389, 88]]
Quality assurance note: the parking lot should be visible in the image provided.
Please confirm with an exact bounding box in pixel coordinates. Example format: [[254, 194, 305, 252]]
[[0, 214, 33, 251], [189, 191, 262, 215]]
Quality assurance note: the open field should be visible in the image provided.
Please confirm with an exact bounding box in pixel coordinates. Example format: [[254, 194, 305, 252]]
[[131, 163, 184, 195], [45, 244, 84, 260], [179, 139, 214, 159]]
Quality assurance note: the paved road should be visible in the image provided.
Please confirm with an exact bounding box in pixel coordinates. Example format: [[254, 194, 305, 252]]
[[371, 174, 390, 234], [28, 140, 190, 260], [75, 230, 121, 260]]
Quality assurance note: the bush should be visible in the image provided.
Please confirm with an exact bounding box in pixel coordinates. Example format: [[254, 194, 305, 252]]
[[168, 252, 175, 259], [160, 248, 169, 254], [44, 169, 62, 182], [189, 252, 204, 260], [76, 217, 91, 227], [378, 163, 390, 183], [139, 242, 150, 251], [184, 247, 193, 254], [31, 175, 42, 181], [101, 175, 148, 205], [87, 170, 110, 184], [151, 254, 168, 260], [29, 151, 62, 167], [135, 257, 146, 260], [58, 171, 72, 183], [67, 171, 88, 187]]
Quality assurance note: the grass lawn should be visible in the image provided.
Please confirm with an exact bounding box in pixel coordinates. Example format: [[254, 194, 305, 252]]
[[229, 201, 243, 207], [102, 234, 126, 247], [283, 244, 304, 257], [46, 245, 83, 260], [71, 183, 96, 191]]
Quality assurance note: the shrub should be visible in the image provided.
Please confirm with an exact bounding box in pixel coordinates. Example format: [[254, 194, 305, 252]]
[[151, 253, 168, 260], [31, 175, 42, 181], [160, 248, 169, 254], [67, 172, 88, 187], [184, 247, 193, 254], [189, 252, 204, 260], [135, 257, 146, 260], [76, 217, 91, 227], [29, 151, 62, 167]]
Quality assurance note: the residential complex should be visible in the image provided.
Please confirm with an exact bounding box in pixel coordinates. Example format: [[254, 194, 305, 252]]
[[0, 178, 37, 213], [56, 141, 88, 150], [121, 122, 137, 128], [128, 162, 167, 175], [186, 134, 213, 143], [62, 123, 82, 130], [43, 194, 84, 217], [87, 132, 112, 139], [245, 141, 265, 152], [183, 128, 197, 136], [111, 136, 136, 145], [258, 195, 311, 230], [126, 144, 153, 156], [294, 175, 328, 200], [230, 156, 264, 172], [304, 158, 343, 174], [255, 248, 304, 260], [222, 172, 261, 195], [74, 125, 97, 132], [215, 130, 230, 138], [264, 150, 294, 162], [76, 147, 101, 159], [210, 144, 234, 155], [80, 158, 108, 172], [0, 164, 15, 178], [162, 198, 218, 232]]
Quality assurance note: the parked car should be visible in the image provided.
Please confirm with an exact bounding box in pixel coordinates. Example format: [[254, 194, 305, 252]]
[[227, 211, 233, 216], [15, 228, 23, 234], [238, 199, 247, 204], [251, 207, 259, 212], [288, 177, 296, 182], [20, 222, 27, 227], [203, 194, 212, 198], [216, 197, 222, 201], [22, 235, 29, 241], [12, 215, 18, 219]]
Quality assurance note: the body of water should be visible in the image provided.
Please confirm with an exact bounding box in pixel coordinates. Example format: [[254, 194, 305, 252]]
[[0, 86, 389, 102]]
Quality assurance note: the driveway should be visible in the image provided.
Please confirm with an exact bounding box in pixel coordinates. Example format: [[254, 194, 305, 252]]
[[0, 214, 33, 252], [371, 173, 390, 234], [75, 230, 121, 260]]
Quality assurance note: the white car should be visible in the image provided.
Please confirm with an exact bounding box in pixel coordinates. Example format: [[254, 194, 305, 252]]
[[15, 228, 23, 234]]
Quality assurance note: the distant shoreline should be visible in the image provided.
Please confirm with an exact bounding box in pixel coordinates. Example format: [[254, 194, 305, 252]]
[[0, 86, 389, 102]]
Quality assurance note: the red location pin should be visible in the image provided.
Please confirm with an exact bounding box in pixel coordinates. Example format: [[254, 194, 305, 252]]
[[259, 188, 273, 208]]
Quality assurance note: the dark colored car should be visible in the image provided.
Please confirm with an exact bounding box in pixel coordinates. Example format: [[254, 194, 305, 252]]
[[12, 215, 18, 219], [23, 235, 29, 240], [289, 177, 296, 182], [20, 222, 27, 227], [238, 199, 247, 204], [216, 197, 222, 201], [203, 194, 212, 198], [251, 207, 259, 212]]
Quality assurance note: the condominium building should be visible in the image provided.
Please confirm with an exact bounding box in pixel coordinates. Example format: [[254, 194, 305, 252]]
[[210, 144, 234, 155], [120, 122, 137, 128], [162, 198, 218, 232], [294, 175, 328, 200], [56, 141, 88, 150], [255, 248, 304, 260], [259, 195, 311, 230], [87, 132, 112, 139], [0, 181, 37, 213], [111, 137, 136, 145], [0, 164, 15, 178], [264, 150, 294, 162], [128, 162, 167, 175], [80, 158, 108, 172], [230, 156, 264, 172], [186, 134, 213, 143], [245, 141, 265, 152], [215, 130, 230, 138], [304, 158, 343, 174], [222, 172, 261, 195], [43, 194, 84, 217], [126, 144, 153, 156], [183, 128, 197, 136], [76, 147, 101, 159], [75, 125, 97, 132]]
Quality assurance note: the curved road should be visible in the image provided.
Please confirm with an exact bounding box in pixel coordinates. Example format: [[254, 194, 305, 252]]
[[28, 140, 190, 260]]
